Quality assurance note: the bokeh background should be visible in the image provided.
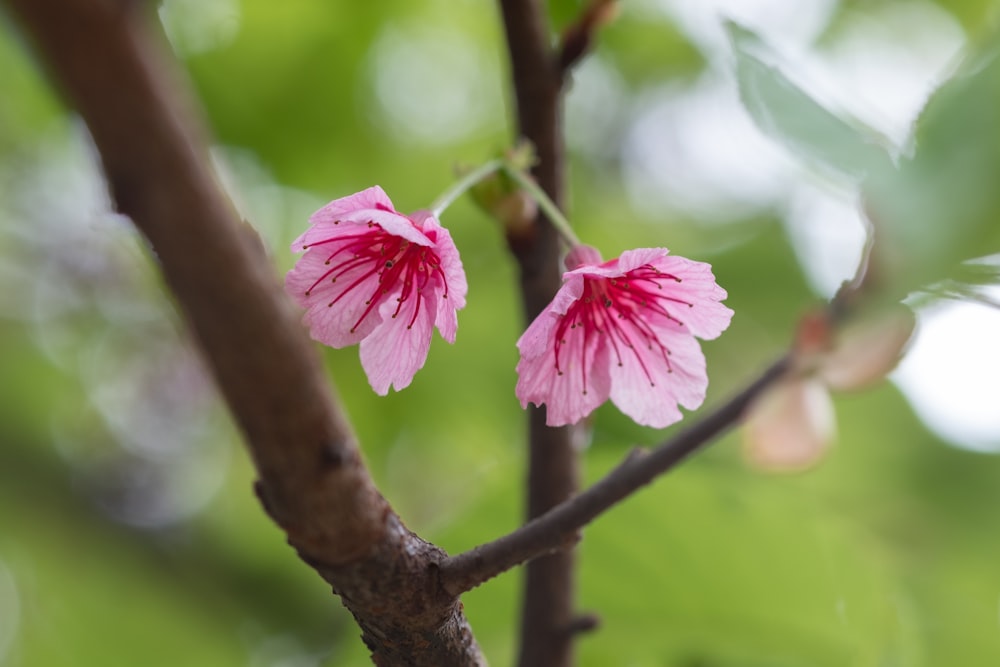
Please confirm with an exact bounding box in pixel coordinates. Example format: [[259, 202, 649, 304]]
[[2, 0, 1000, 665]]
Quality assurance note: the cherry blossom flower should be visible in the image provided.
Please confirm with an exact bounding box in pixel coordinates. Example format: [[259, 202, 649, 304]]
[[516, 244, 733, 428], [285, 186, 467, 394]]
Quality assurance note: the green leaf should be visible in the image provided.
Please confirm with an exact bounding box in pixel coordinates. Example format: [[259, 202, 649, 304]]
[[727, 22, 895, 184], [865, 28, 1000, 295]]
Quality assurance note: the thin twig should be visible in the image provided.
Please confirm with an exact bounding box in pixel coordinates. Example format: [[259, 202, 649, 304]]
[[557, 0, 619, 77], [439, 355, 792, 596]]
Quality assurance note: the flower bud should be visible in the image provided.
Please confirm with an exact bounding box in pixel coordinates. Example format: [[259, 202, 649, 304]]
[[743, 377, 835, 472], [819, 304, 916, 391], [468, 169, 538, 236], [467, 142, 539, 236]]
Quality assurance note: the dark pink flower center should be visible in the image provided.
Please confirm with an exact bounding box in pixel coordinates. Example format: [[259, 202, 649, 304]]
[[553, 264, 690, 392], [302, 221, 448, 332]]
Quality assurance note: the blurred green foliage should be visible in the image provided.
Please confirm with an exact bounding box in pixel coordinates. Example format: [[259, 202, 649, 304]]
[[868, 26, 1000, 296], [729, 22, 895, 183], [2, 1, 1000, 666]]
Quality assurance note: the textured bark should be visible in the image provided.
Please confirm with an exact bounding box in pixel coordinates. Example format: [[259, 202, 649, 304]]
[[2, 1, 483, 664]]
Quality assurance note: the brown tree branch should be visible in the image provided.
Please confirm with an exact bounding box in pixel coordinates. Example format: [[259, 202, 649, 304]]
[[438, 355, 792, 596], [496, 1, 581, 666], [557, 0, 619, 77], [2, 1, 483, 664]]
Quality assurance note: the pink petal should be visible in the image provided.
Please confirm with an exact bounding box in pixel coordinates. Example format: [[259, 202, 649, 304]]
[[546, 274, 586, 317], [308, 186, 394, 225], [339, 208, 433, 247], [359, 295, 436, 394], [291, 214, 372, 253], [516, 307, 560, 361], [617, 247, 670, 272], [418, 214, 468, 343], [608, 331, 707, 427], [418, 213, 468, 309], [516, 308, 612, 426], [564, 259, 622, 282], [284, 248, 381, 347], [392, 211, 469, 343], [650, 329, 709, 410], [649, 255, 733, 340], [435, 301, 459, 344], [564, 244, 603, 269]]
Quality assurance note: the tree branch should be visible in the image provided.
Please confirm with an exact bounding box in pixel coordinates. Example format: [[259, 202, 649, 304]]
[[3, 1, 483, 664], [496, 1, 582, 665], [557, 0, 619, 77], [438, 355, 792, 596]]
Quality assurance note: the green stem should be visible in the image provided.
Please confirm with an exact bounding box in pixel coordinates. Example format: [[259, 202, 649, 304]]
[[429, 153, 583, 250], [430, 158, 505, 218], [499, 163, 582, 247]]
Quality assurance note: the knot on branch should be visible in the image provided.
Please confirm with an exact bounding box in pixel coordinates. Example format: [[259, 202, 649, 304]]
[[564, 612, 602, 637]]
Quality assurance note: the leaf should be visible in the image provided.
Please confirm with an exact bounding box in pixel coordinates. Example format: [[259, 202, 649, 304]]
[[727, 22, 895, 184], [865, 28, 1000, 296], [728, 21, 1000, 299]]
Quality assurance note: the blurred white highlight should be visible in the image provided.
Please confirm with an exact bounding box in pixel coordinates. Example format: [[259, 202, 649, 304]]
[[892, 295, 1000, 452], [368, 25, 503, 145], [627, 0, 995, 450]]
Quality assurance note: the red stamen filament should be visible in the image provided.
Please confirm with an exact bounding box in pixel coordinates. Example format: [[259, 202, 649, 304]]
[[554, 264, 686, 394], [302, 223, 448, 333]]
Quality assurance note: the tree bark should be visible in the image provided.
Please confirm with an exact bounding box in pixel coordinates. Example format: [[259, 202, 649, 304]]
[[2, 1, 483, 664], [496, 1, 580, 666]]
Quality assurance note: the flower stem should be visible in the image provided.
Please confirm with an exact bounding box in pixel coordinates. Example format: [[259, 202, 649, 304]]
[[499, 163, 582, 247], [430, 158, 505, 218], [430, 152, 583, 249]]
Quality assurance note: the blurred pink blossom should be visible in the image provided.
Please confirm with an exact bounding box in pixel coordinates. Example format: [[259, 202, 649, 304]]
[[516, 245, 732, 427], [286, 186, 467, 394], [743, 377, 835, 472]]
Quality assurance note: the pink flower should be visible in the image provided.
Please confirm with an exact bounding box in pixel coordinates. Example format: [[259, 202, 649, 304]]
[[516, 245, 733, 428], [285, 186, 467, 394]]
